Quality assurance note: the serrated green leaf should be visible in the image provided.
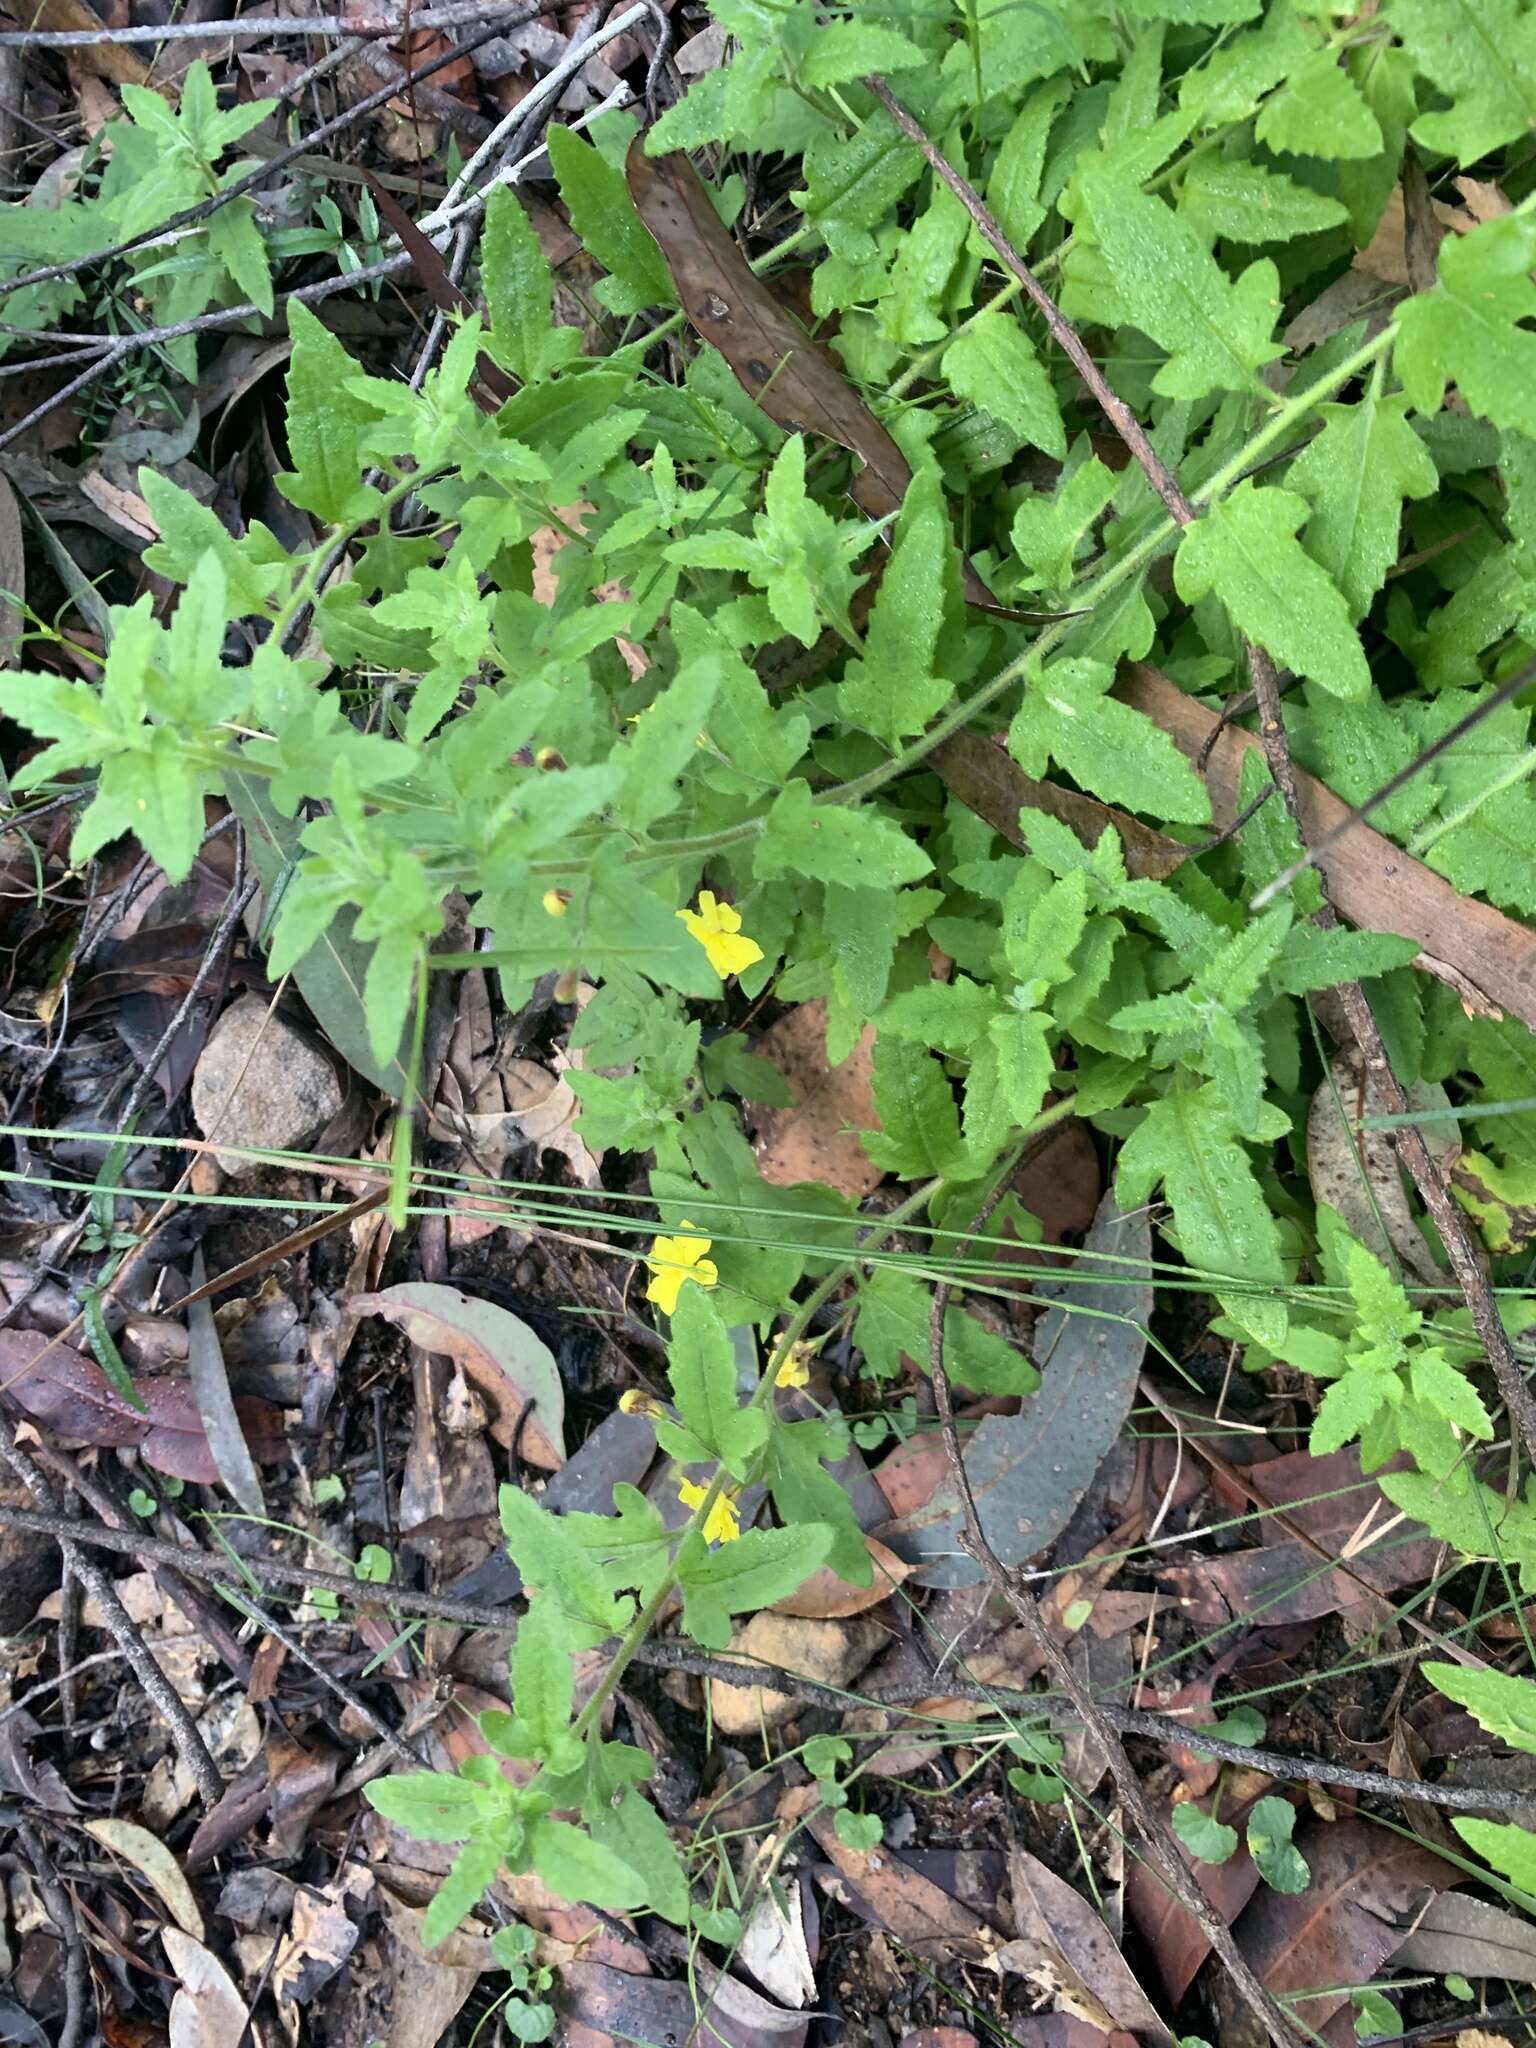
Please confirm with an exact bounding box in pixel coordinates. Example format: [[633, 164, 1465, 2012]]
[[1396, 215, 1536, 440], [483, 185, 581, 384], [528, 1816, 649, 1910], [667, 1286, 767, 1477], [1175, 482, 1370, 699], [1389, 0, 1536, 163], [1008, 657, 1211, 823], [363, 1772, 486, 1842], [1311, 1365, 1395, 1455], [1255, 47, 1384, 158], [1267, 923, 1422, 997], [800, 21, 924, 88], [863, 1035, 969, 1178], [1455, 1817, 1536, 1893], [498, 1484, 622, 1636], [279, 302, 380, 524], [757, 780, 933, 889], [1178, 157, 1347, 242], [1287, 390, 1438, 620], [944, 312, 1064, 456], [1079, 173, 1282, 399], [839, 469, 956, 745], [1117, 1084, 1287, 1296], [509, 1594, 574, 1758], [676, 1521, 832, 1614], [1425, 1662, 1536, 1756], [986, 79, 1071, 252], [547, 126, 676, 317]]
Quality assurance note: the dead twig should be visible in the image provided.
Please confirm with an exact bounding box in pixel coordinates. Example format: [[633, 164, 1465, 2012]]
[[0, 0, 551, 46], [16, 1818, 89, 2048], [926, 1178, 1307, 2048], [0, 1444, 224, 1805]]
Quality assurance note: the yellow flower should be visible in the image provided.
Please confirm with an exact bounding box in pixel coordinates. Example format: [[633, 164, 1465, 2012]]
[[541, 889, 569, 918], [677, 890, 764, 979], [619, 1388, 664, 1418], [678, 1477, 741, 1545], [644, 1222, 718, 1315], [775, 1340, 814, 1389]]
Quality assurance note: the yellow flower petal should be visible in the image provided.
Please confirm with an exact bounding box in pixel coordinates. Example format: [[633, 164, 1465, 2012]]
[[703, 1491, 741, 1544], [541, 889, 569, 917], [678, 1477, 709, 1513], [644, 1225, 718, 1314], [619, 1388, 663, 1417], [775, 1340, 814, 1389], [677, 892, 765, 981]]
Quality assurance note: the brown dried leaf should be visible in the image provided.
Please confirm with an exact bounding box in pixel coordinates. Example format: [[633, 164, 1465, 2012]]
[[1392, 1889, 1536, 1986], [771, 1535, 913, 1618], [1233, 1815, 1457, 2035], [353, 1283, 565, 1468], [626, 144, 915, 521], [164, 1930, 249, 2048], [1126, 1792, 1262, 2006], [1006, 1844, 1172, 2044], [752, 1004, 882, 1198], [0, 1330, 286, 1483], [805, 1807, 989, 1959], [1307, 1047, 1449, 1286], [1119, 662, 1536, 1035]]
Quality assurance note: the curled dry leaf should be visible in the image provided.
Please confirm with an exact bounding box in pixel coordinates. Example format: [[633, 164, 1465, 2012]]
[[353, 1282, 566, 1468], [164, 1929, 249, 2048], [434, 1054, 602, 1194], [557, 1958, 807, 2048], [739, 1876, 817, 2009], [86, 1818, 204, 1941], [802, 1803, 988, 1958], [752, 1003, 883, 1198], [1006, 1844, 1172, 2046], [0, 1330, 286, 1484], [185, 1251, 266, 1518]]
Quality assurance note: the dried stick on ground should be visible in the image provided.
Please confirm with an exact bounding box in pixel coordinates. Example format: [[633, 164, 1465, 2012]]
[[926, 1183, 1307, 2048], [0, 1499, 1529, 1822], [0, 1442, 224, 1805], [16, 1818, 88, 2048], [865, 76, 1536, 1475]]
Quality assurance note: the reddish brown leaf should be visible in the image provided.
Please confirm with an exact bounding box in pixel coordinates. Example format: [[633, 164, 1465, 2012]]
[[625, 143, 916, 523], [1233, 1815, 1458, 2035], [751, 1005, 882, 1198], [771, 1535, 913, 1618], [1007, 1844, 1173, 2044], [1156, 1445, 1443, 1626], [1119, 661, 1536, 1035], [0, 1331, 286, 1484], [1126, 1793, 1263, 2006]]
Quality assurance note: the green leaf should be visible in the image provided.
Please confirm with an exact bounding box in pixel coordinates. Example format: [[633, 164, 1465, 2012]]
[[1174, 482, 1370, 699], [498, 1485, 622, 1637], [1254, 47, 1384, 158], [1396, 215, 1536, 440], [677, 1522, 832, 1617], [1178, 157, 1347, 243], [944, 312, 1064, 456], [1009, 658, 1211, 823], [547, 126, 676, 317], [423, 1838, 504, 1950], [279, 303, 381, 524], [510, 1594, 575, 1759], [879, 977, 1000, 1054], [589, 1790, 688, 1924], [986, 79, 1071, 252], [1117, 1085, 1287, 1297], [1453, 1817, 1536, 1896], [363, 1772, 486, 1843], [1410, 1349, 1494, 1440], [667, 1286, 768, 1477], [799, 21, 924, 88], [757, 780, 932, 889], [1172, 1802, 1239, 1863], [528, 1816, 649, 1910], [1010, 456, 1118, 592], [1286, 390, 1439, 620], [483, 185, 581, 384], [1388, 0, 1536, 163], [863, 1036, 969, 1178], [1079, 173, 1283, 399], [839, 469, 957, 745], [1311, 1366, 1395, 1456], [834, 1810, 884, 1849], [1267, 923, 1422, 997], [1246, 1796, 1310, 1893], [1425, 1662, 1536, 1756]]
